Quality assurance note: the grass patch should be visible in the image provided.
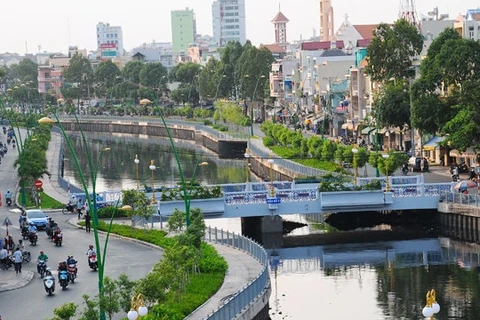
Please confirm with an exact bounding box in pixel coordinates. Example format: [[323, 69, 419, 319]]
[[77, 220, 228, 319], [25, 191, 64, 209], [270, 145, 342, 171]]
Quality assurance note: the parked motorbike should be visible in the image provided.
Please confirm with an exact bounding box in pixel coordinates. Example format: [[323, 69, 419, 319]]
[[53, 230, 63, 247], [62, 203, 76, 214], [0, 255, 14, 270], [22, 251, 31, 263], [88, 253, 98, 271], [37, 259, 47, 278], [67, 264, 77, 283], [43, 274, 55, 296], [59, 270, 69, 290], [29, 232, 38, 246]]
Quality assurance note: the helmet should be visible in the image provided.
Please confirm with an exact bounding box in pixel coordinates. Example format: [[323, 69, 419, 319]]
[[18, 240, 22, 243], [89, 245, 94, 249], [29, 222, 34, 226], [68, 254, 73, 259], [40, 250, 44, 254]]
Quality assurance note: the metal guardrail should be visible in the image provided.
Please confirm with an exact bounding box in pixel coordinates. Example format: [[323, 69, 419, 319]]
[[202, 226, 269, 320], [56, 115, 248, 141], [248, 139, 332, 178], [440, 191, 480, 208]]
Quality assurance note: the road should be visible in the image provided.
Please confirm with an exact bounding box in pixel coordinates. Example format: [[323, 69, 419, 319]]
[[0, 132, 162, 320]]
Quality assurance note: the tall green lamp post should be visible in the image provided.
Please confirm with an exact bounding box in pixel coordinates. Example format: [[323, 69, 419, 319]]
[[38, 113, 131, 320], [140, 98, 208, 227], [251, 74, 265, 136]]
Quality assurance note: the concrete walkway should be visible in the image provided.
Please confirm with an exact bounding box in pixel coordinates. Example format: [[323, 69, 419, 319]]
[[0, 130, 266, 319]]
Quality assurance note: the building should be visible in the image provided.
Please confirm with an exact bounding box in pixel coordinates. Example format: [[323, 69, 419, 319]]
[[38, 66, 64, 96], [319, 0, 334, 41], [212, 0, 246, 47], [171, 8, 197, 56], [454, 8, 480, 40], [96, 22, 124, 59], [271, 9, 289, 49], [130, 42, 174, 72]]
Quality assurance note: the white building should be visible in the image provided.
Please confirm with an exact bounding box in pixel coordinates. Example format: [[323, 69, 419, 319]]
[[96, 22, 124, 58], [212, 0, 246, 47]]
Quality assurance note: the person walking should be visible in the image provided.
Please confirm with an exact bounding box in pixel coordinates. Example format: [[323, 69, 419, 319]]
[[77, 199, 84, 219], [84, 211, 91, 233], [12, 247, 22, 274]]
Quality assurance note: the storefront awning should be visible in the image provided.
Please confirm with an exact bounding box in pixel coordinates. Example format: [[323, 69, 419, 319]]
[[341, 122, 354, 130], [450, 148, 477, 158], [423, 136, 446, 151]]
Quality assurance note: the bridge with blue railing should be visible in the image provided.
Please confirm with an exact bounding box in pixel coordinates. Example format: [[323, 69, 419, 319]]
[[81, 175, 455, 219]]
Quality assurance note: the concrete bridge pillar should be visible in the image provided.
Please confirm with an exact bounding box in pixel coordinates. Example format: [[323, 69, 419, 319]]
[[241, 216, 284, 248]]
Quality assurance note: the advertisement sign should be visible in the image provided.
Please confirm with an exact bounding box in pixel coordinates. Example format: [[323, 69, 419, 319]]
[[100, 43, 116, 49]]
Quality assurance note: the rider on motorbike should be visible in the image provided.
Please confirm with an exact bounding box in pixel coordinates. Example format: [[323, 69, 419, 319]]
[[5, 190, 11, 200], [66, 254, 78, 274], [37, 250, 48, 273], [28, 222, 37, 241], [87, 245, 96, 263]]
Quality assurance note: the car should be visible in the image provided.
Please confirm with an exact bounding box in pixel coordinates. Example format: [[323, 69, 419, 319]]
[[26, 209, 49, 229], [408, 156, 429, 172]]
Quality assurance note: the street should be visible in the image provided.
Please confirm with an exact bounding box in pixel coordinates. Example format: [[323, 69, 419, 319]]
[[0, 134, 161, 320]]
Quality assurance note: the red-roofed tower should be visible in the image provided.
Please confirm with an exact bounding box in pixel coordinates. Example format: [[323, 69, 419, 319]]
[[272, 5, 289, 46]]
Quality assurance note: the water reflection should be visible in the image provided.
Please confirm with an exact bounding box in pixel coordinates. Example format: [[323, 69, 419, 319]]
[[62, 132, 247, 192], [267, 237, 480, 320]]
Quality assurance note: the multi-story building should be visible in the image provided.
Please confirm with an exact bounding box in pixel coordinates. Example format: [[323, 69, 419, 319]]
[[454, 8, 480, 40], [171, 8, 197, 56], [212, 0, 246, 47], [271, 9, 289, 49], [96, 22, 124, 59]]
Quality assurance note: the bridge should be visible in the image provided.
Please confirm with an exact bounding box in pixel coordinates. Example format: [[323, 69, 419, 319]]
[[155, 175, 454, 218]]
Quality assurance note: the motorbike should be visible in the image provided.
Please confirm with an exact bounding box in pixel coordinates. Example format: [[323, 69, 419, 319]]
[[5, 197, 11, 207], [21, 226, 29, 240], [22, 251, 31, 263], [67, 263, 77, 283], [29, 232, 38, 246], [401, 165, 409, 176], [0, 255, 14, 270], [37, 259, 47, 278], [452, 174, 460, 182], [88, 253, 98, 271], [62, 203, 76, 214], [53, 230, 63, 247], [43, 274, 55, 296], [59, 270, 69, 290]]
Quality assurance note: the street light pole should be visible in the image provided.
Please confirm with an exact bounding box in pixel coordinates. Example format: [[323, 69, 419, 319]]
[[375, 101, 381, 177], [134, 155, 140, 191], [38, 112, 122, 320], [352, 146, 358, 185], [383, 153, 391, 191], [251, 74, 265, 136], [149, 160, 156, 204]]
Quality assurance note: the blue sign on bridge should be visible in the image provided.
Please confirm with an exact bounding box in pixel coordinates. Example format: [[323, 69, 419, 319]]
[[266, 197, 281, 204]]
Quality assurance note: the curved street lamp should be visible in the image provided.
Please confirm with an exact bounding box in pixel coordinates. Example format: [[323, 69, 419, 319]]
[[251, 74, 266, 136], [134, 155, 140, 191], [149, 160, 156, 204], [38, 113, 123, 320], [268, 157, 275, 197], [244, 149, 250, 184], [422, 289, 440, 319], [382, 153, 391, 191], [352, 147, 358, 186], [127, 293, 148, 320]]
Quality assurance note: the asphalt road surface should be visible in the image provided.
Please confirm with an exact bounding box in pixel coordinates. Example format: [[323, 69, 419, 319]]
[[0, 134, 161, 320]]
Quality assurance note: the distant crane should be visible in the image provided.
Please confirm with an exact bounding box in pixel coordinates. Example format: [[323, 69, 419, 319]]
[[398, 0, 420, 31]]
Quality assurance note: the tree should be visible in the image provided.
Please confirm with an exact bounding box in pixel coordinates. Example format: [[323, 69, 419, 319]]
[[63, 53, 93, 103], [198, 58, 222, 100], [366, 19, 424, 82], [94, 60, 120, 100], [79, 294, 99, 320], [139, 62, 168, 91], [169, 62, 201, 84], [122, 60, 144, 84], [49, 303, 77, 320], [99, 276, 120, 320], [378, 79, 410, 128]]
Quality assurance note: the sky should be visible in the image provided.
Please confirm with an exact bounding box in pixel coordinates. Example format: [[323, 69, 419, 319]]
[[0, 0, 478, 55]]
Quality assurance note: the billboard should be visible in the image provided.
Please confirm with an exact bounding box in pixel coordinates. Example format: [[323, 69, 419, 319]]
[[101, 43, 117, 58]]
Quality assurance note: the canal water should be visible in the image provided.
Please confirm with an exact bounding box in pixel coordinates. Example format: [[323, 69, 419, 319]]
[[62, 133, 480, 320]]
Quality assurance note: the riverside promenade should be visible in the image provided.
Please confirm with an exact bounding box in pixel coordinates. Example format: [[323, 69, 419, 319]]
[[0, 130, 268, 320]]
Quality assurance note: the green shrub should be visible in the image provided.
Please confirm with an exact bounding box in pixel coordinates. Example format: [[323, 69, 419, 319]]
[[263, 136, 275, 146]]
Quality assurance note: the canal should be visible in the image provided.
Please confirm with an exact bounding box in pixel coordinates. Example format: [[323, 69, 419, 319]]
[[62, 133, 480, 320]]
